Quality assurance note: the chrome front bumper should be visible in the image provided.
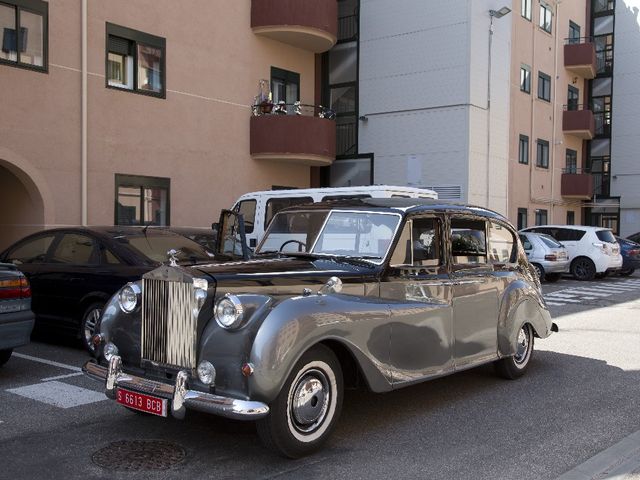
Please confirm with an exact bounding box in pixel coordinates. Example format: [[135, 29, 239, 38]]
[[83, 356, 269, 421]]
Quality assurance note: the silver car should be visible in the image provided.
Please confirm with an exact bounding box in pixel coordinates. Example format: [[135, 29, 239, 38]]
[[519, 232, 570, 282], [82, 199, 557, 458]]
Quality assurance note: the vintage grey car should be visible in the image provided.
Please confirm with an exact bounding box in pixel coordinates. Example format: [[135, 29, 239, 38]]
[[83, 199, 557, 457]]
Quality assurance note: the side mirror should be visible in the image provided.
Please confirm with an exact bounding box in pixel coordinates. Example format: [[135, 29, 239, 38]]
[[215, 210, 251, 260]]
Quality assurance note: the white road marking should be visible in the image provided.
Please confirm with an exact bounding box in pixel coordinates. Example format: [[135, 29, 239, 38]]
[[545, 296, 583, 303], [564, 289, 613, 297], [40, 372, 84, 382], [12, 353, 82, 372], [7, 381, 105, 408], [545, 301, 566, 306]]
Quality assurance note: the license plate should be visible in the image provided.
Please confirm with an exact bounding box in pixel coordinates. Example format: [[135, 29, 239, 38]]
[[116, 388, 168, 417]]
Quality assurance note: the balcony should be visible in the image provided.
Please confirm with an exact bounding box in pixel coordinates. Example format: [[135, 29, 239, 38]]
[[561, 169, 594, 200], [564, 38, 597, 79], [251, 0, 338, 53], [250, 103, 336, 166], [563, 105, 595, 139]]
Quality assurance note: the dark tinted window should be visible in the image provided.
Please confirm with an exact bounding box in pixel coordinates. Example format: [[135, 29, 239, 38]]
[[5, 234, 55, 264], [596, 230, 616, 243], [122, 233, 214, 264], [265, 197, 313, 227], [554, 229, 586, 241], [50, 234, 96, 264], [451, 219, 487, 264]]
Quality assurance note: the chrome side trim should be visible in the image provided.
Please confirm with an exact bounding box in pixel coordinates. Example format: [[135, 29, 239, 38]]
[[82, 358, 269, 421]]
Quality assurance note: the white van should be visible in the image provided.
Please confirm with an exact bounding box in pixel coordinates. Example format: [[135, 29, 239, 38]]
[[231, 185, 438, 249]]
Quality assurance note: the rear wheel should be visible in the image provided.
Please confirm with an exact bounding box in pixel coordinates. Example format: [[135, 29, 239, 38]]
[[544, 273, 561, 283], [495, 324, 534, 380], [0, 349, 13, 367], [80, 302, 104, 353], [256, 345, 343, 458], [571, 257, 596, 281]]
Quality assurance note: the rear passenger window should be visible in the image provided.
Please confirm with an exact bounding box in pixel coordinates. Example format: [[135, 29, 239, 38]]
[[5, 235, 56, 265], [50, 234, 96, 264], [554, 229, 585, 242], [488, 222, 515, 264], [451, 218, 487, 264], [265, 197, 313, 227]]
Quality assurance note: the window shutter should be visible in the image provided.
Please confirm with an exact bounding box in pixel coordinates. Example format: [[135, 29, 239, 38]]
[[108, 35, 131, 56]]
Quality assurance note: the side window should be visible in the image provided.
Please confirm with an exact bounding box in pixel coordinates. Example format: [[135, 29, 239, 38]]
[[519, 234, 533, 251], [265, 197, 313, 227], [412, 218, 441, 266], [103, 247, 122, 265], [450, 218, 487, 264], [50, 234, 96, 264], [236, 200, 256, 234], [488, 222, 516, 264], [5, 234, 55, 264]]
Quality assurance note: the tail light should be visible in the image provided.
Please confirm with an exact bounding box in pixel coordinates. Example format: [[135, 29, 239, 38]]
[[544, 254, 558, 261], [0, 277, 31, 299], [629, 249, 640, 257]]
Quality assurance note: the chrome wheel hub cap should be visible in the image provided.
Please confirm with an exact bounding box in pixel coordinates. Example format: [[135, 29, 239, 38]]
[[84, 309, 101, 351], [514, 327, 529, 364], [291, 369, 329, 433]]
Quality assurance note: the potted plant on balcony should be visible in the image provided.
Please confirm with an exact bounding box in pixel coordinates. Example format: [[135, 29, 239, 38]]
[[253, 79, 273, 115]]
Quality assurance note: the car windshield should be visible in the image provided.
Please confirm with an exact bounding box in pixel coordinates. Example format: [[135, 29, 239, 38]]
[[596, 230, 616, 243], [256, 210, 401, 264], [116, 233, 215, 264], [539, 234, 563, 249]]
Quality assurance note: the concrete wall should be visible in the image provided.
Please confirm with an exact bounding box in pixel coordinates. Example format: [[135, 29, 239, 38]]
[[612, 0, 640, 236]]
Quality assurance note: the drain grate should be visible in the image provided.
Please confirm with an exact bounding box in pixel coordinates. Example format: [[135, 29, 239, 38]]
[[92, 440, 186, 471]]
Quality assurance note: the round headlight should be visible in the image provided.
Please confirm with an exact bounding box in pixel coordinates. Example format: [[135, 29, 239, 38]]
[[118, 283, 140, 313], [214, 294, 244, 329], [103, 342, 119, 362], [197, 360, 216, 385]]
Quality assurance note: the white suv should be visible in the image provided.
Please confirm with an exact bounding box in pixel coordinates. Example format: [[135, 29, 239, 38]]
[[520, 225, 622, 281]]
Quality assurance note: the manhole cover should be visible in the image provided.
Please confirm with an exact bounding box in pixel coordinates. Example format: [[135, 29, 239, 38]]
[[92, 440, 186, 471]]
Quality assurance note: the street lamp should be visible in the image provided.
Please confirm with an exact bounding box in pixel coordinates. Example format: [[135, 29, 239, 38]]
[[485, 6, 511, 209]]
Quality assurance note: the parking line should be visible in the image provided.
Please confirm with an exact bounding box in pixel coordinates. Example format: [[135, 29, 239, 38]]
[[40, 372, 84, 382], [12, 353, 82, 372]]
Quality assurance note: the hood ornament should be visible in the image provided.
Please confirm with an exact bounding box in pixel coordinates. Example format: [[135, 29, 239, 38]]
[[167, 249, 180, 267]]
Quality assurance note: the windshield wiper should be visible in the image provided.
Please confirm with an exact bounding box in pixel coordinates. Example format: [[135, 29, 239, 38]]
[[315, 254, 381, 268]]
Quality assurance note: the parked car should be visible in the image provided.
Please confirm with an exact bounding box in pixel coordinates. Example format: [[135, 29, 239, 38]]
[[520, 225, 622, 281], [518, 232, 570, 282], [0, 227, 216, 352], [231, 185, 438, 249], [615, 236, 640, 276], [165, 226, 218, 252], [83, 199, 557, 458], [0, 263, 35, 367], [627, 232, 640, 244]]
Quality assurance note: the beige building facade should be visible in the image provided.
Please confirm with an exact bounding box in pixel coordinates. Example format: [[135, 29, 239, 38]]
[[0, 0, 338, 250], [508, 0, 592, 230]]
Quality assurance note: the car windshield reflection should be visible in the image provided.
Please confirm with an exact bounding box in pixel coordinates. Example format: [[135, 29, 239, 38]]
[[256, 210, 401, 264]]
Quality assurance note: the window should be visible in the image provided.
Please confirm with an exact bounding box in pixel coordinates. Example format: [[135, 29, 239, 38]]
[[519, 234, 533, 251], [115, 174, 169, 226], [411, 218, 442, 266], [520, 65, 531, 93], [5, 234, 55, 264], [567, 85, 579, 110], [565, 149, 577, 173], [488, 222, 515, 264], [450, 218, 487, 265], [568, 21, 581, 44], [535, 209, 548, 226], [521, 0, 532, 20], [519, 135, 529, 164], [537, 139, 549, 168], [235, 200, 256, 234], [265, 197, 313, 228], [517, 208, 528, 231], [271, 67, 300, 114], [538, 72, 551, 101], [0, 0, 47, 71], [566, 211, 575, 225], [106, 23, 165, 98], [50, 234, 96, 265], [593, 0, 615, 14], [539, 3, 553, 33]]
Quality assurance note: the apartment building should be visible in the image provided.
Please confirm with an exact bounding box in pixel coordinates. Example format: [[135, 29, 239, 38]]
[[0, 0, 338, 250]]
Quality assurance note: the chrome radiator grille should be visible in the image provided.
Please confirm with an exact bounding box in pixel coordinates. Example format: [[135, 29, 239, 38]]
[[141, 278, 197, 370]]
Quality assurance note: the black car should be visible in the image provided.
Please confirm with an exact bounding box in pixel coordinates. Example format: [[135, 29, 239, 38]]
[[165, 226, 218, 252], [0, 227, 215, 352], [0, 263, 35, 366]]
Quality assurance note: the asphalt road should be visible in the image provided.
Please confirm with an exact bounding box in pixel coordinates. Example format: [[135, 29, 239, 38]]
[[1, 273, 639, 479]]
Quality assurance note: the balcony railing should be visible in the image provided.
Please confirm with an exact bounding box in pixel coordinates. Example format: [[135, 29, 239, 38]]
[[562, 104, 595, 139], [561, 169, 594, 200], [251, 0, 338, 53], [564, 37, 596, 79], [250, 102, 336, 166]]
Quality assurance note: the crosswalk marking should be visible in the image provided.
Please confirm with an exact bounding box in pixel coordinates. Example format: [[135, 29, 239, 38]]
[[7, 381, 106, 408], [544, 278, 640, 307]]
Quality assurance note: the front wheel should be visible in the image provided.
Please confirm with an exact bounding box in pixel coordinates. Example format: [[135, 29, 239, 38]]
[[0, 349, 13, 367], [80, 302, 104, 354], [494, 324, 534, 380], [256, 345, 343, 458]]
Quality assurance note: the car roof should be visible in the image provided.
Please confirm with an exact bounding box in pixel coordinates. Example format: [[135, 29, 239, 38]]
[[522, 225, 611, 232], [276, 197, 509, 222]]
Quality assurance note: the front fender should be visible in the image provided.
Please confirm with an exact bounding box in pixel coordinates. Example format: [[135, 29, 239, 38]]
[[248, 293, 393, 404], [497, 280, 553, 357]]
